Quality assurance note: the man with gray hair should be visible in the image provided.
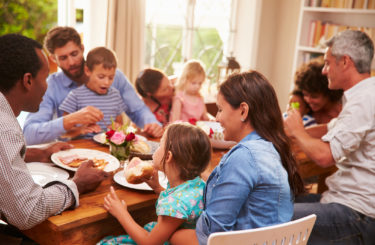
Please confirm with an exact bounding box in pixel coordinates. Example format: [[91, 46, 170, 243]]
[[285, 30, 375, 244]]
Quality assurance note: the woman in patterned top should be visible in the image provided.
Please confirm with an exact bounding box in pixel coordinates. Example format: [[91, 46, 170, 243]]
[[98, 123, 211, 245], [135, 68, 175, 126]]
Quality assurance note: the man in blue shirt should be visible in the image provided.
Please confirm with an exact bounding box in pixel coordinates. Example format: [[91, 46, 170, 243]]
[[23, 27, 163, 145]]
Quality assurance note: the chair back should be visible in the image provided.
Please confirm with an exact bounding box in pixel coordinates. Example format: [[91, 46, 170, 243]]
[[207, 214, 316, 245]]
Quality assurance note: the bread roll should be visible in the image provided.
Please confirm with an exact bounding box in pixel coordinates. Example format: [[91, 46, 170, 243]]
[[130, 140, 151, 154], [125, 157, 154, 184]]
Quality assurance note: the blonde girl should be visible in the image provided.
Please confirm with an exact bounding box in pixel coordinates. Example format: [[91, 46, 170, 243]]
[[170, 60, 211, 122], [99, 123, 211, 245]]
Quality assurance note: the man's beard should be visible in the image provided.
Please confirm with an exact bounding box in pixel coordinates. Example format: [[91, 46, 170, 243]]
[[61, 59, 85, 81]]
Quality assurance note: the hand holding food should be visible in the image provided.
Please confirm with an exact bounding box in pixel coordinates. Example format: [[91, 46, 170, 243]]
[[73, 160, 109, 194], [125, 157, 154, 184]]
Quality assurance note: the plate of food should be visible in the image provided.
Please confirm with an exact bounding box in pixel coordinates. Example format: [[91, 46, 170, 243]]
[[93, 132, 147, 145], [196, 121, 236, 149], [114, 170, 168, 191], [51, 148, 120, 172], [114, 157, 168, 191], [26, 162, 70, 186], [130, 140, 159, 160]]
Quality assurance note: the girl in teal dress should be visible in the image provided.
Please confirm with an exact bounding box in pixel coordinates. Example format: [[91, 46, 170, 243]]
[[98, 123, 212, 245]]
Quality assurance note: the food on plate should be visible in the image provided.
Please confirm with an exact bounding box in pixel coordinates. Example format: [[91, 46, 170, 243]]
[[130, 140, 151, 154], [58, 154, 109, 170], [196, 121, 224, 141], [58, 154, 86, 166], [92, 158, 109, 170], [125, 157, 154, 184]]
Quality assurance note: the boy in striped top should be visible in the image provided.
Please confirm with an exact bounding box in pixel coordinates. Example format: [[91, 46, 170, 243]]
[[59, 47, 126, 139]]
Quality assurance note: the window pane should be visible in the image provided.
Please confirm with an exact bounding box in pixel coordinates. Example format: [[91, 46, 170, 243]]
[[145, 0, 233, 88], [145, 0, 186, 75], [193, 0, 232, 85]]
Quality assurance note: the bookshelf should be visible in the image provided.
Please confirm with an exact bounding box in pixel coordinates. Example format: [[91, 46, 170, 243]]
[[292, 0, 375, 81]]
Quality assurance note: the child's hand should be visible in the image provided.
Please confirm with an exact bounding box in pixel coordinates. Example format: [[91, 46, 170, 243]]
[[144, 170, 164, 194], [104, 186, 127, 219]]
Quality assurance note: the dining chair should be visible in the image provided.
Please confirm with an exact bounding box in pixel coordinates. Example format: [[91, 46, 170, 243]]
[[207, 214, 317, 245]]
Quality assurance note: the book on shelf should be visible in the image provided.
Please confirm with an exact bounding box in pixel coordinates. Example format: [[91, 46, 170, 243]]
[[368, 0, 375, 9], [303, 53, 324, 64], [308, 20, 375, 48], [307, 0, 373, 8]]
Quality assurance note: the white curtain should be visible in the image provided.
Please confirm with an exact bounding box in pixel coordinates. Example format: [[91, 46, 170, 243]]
[[106, 0, 145, 84]]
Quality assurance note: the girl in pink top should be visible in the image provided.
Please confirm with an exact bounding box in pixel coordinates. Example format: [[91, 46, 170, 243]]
[[170, 60, 211, 122]]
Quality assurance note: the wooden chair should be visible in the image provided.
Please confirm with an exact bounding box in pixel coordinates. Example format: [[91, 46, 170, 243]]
[[207, 214, 316, 245]]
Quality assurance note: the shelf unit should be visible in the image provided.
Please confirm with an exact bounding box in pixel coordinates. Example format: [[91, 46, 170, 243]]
[[292, 0, 375, 82]]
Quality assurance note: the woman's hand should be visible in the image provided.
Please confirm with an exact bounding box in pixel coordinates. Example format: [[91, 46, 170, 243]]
[[103, 186, 128, 219], [143, 123, 163, 138]]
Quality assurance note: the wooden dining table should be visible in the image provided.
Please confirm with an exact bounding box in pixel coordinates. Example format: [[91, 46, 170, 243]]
[[21, 137, 334, 244], [21, 138, 226, 245]]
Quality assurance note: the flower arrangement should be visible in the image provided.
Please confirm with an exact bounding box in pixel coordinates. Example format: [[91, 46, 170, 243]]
[[106, 121, 136, 161]]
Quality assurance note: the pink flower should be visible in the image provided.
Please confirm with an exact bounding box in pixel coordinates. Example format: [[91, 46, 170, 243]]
[[125, 132, 135, 142], [110, 132, 126, 145]]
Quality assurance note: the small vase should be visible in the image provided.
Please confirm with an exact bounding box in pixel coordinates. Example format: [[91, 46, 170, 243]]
[[109, 143, 130, 162]]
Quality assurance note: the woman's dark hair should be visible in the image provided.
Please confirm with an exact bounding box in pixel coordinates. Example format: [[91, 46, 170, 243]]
[[0, 34, 43, 92], [44, 26, 81, 55], [295, 59, 343, 102], [219, 71, 305, 196], [135, 68, 166, 109], [161, 123, 211, 181]]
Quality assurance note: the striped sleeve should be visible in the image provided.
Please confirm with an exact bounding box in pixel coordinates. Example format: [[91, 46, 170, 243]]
[[59, 90, 79, 114]]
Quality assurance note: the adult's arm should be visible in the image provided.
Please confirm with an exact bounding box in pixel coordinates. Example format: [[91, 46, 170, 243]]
[[305, 123, 328, 138], [112, 70, 160, 128], [23, 86, 66, 145], [284, 110, 335, 167], [24, 141, 72, 163], [0, 130, 78, 230], [24, 89, 103, 145], [195, 149, 254, 244]]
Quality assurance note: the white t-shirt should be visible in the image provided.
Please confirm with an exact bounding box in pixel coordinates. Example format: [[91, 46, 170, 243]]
[[321, 76, 375, 218]]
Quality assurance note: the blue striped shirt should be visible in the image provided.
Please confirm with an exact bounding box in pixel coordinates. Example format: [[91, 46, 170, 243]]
[[59, 85, 126, 136]]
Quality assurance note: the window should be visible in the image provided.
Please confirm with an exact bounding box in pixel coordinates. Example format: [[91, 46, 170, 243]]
[[145, 0, 236, 98]]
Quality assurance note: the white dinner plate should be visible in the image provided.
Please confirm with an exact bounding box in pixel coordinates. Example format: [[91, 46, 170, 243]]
[[51, 148, 120, 172], [93, 132, 147, 145], [197, 121, 236, 149], [26, 162, 69, 186], [113, 170, 168, 191]]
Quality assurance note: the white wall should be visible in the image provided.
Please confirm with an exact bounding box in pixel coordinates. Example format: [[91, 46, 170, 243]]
[[234, 0, 301, 109]]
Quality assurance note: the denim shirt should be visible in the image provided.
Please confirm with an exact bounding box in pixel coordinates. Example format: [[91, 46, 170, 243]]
[[23, 69, 159, 145], [196, 131, 293, 245]]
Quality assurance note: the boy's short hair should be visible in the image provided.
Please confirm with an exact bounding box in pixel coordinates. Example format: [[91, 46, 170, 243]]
[[44, 26, 81, 55], [86, 47, 117, 71]]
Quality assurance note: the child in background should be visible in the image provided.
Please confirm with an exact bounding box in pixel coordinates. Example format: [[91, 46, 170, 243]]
[[284, 89, 316, 127], [98, 123, 211, 245], [169, 60, 211, 122], [59, 47, 126, 139]]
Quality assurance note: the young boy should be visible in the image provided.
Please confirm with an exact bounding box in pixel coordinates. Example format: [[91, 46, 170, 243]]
[[283, 89, 316, 128], [59, 47, 126, 139]]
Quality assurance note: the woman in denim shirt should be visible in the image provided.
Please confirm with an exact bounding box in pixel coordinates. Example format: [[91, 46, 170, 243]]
[[170, 71, 305, 245]]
